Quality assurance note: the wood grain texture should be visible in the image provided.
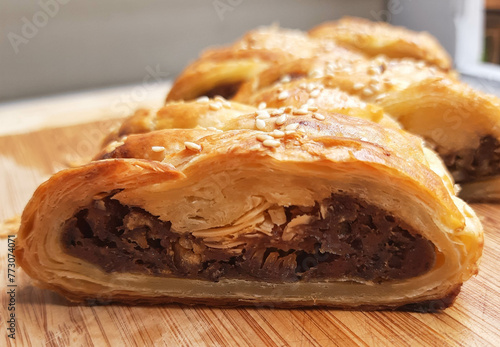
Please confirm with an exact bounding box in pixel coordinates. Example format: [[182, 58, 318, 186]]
[[1, 119, 499, 347]]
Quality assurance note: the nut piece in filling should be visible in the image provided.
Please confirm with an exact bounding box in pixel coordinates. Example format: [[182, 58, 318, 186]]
[[62, 193, 436, 284]]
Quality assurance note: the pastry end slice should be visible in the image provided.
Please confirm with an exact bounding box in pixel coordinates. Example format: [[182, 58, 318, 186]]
[[16, 110, 483, 310]]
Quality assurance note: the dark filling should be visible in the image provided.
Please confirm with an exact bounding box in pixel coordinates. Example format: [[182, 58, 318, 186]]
[[202, 82, 242, 100], [62, 193, 435, 284], [443, 135, 500, 183]]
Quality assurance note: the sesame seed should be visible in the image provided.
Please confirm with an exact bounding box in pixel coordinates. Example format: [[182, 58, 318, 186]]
[[278, 91, 289, 100], [196, 96, 209, 103], [306, 83, 316, 92], [353, 82, 364, 90], [368, 66, 380, 75], [151, 146, 165, 152], [280, 75, 291, 83], [256, 134, 274, 142], [256, 118, 266, 130], [362, 88, 374, 96], [308, 105, 318, 112], [293, 109, 309, 115], [296, 128, 306, 134], [271, 130, 285, 138], [185, 142, 202, 151], [307, 98, 315, 105], [313, 113, 325, 120], [256, 110, 271, 119], [283, 106, 293, 114], [271, 109, 284, 116], [263, 139, 281, 148], [383, 79, 394, 87], [285, 130, 296, 135], [309, 69, 323, 78], [275, 114, 287, 125], [209, 102, 222, 110], [110, 140, 125, 149], [285, 123, 299, 131], [310, 89, 321, 98], [258, 102, 267, 110]]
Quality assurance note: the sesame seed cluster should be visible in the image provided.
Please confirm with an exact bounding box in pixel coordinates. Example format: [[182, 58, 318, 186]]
[[144, 102, 326, 155]]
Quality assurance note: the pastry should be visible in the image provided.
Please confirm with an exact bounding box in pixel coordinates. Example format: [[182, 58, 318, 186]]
[[167, 16, 453, 103], [233, 72, 401, 130], [16, 108, 483, 309], [166, 17, 499, 201], [102, 97, 256, 146], [235, 56, 500, 201], [166, 26, 365, 102], [308, 16, 452, 71]]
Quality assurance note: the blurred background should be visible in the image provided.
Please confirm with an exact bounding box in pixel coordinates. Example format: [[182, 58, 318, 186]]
[[0, 0, 497, 103]]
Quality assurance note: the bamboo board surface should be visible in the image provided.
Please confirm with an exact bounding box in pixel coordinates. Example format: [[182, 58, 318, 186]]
[[0, 90, 499, 347]]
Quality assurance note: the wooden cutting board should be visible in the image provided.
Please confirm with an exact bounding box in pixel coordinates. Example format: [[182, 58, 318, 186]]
[[1, 93, 499, 347]]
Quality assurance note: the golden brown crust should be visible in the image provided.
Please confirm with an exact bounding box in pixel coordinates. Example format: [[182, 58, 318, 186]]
[[101, 97, 256, 147], [234, 75, 401, 130], [169, 17, 454, 102], [314, 59, 500, 157], [308, 16, 452, 71], [166, 25, 365, 102]]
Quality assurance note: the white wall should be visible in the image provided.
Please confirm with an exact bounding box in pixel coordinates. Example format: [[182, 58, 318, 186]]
[[0, 0, 384, 102]]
